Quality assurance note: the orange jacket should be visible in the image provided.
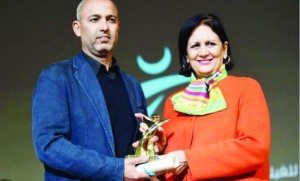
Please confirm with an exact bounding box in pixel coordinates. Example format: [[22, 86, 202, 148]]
[[163, 76, 271, 181]]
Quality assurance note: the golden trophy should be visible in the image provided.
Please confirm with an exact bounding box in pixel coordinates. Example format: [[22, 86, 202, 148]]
[[127, 114, 179, 176], [134, 114, 169, 159]]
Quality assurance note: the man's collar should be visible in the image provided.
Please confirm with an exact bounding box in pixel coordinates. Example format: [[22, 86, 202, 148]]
[[82, 51, 119, 75]]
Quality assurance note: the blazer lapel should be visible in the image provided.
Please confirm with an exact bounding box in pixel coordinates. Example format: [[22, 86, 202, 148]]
[[120, 72, 138, 114], [73, 53, 115, 154]]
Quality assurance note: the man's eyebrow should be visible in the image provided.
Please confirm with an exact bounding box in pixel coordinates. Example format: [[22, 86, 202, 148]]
[[87, 14, 100, 18], [87, 14, 118, 19], [107, 15, 118, 19]]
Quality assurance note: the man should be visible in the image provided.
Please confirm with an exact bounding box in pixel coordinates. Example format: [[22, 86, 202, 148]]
[[32, 0, 150, 180]]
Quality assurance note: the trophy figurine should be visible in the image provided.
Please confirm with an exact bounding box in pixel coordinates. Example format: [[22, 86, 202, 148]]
[[134, 114, 169, 160], [131, 114, 179, 176]]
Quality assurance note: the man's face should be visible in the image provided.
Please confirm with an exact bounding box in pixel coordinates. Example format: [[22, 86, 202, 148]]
[[73, 0, 120, 58]]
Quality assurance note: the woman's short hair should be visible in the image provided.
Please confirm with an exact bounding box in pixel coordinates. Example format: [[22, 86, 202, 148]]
[[178, 13, 234, 77]]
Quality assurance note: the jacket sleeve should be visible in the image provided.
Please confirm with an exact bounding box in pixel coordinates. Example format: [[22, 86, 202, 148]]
[[185, 78, 271, 179], [32, 68, 124, 181]]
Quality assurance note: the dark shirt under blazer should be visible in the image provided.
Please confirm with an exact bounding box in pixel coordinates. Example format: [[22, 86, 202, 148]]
[[84, 53, 139, 158]]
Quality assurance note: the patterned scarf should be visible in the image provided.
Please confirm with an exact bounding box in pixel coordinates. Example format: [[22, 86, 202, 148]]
[[171, 64, 227, 115]]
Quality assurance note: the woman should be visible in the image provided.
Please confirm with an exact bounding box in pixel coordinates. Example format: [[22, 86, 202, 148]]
[[161, 13, 271, 180]]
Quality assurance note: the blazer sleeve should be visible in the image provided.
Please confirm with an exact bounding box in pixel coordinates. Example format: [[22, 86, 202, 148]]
[[185, 78, 271, 179], [32, 67, 124, 181]]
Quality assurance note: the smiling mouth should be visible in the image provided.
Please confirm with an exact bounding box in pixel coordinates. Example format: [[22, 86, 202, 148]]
[[198, 59, 211, 65], [199, 59, 211, 61]]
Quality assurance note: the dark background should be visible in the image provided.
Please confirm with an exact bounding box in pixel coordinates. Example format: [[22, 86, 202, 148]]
[[0, 0, 298, 180]]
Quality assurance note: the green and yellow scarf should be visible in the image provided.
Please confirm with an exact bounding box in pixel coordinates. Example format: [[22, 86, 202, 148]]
[[171, 64, 227, 115]]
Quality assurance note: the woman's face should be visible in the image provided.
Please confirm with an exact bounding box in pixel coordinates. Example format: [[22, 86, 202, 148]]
[[186, 24, 228, 78]]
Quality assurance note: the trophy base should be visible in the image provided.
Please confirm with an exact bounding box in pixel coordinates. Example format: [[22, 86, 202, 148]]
[[136, 155, 179, 176], [125, 154, 159, 161]]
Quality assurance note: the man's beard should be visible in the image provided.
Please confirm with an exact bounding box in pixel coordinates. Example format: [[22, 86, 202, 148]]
[[98, 49, 108, 58], [95, 42, 112, 58]]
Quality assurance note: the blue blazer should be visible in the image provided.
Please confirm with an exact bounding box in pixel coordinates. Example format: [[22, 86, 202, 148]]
[[32, 52, 148, 181]]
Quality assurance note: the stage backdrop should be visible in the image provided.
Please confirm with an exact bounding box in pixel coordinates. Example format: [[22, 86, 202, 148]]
[[0, 0, 298, 180]]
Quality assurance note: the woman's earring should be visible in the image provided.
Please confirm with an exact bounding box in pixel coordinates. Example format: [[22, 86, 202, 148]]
[[184, 59, 191, 70], [224, 56, 231, 64]]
